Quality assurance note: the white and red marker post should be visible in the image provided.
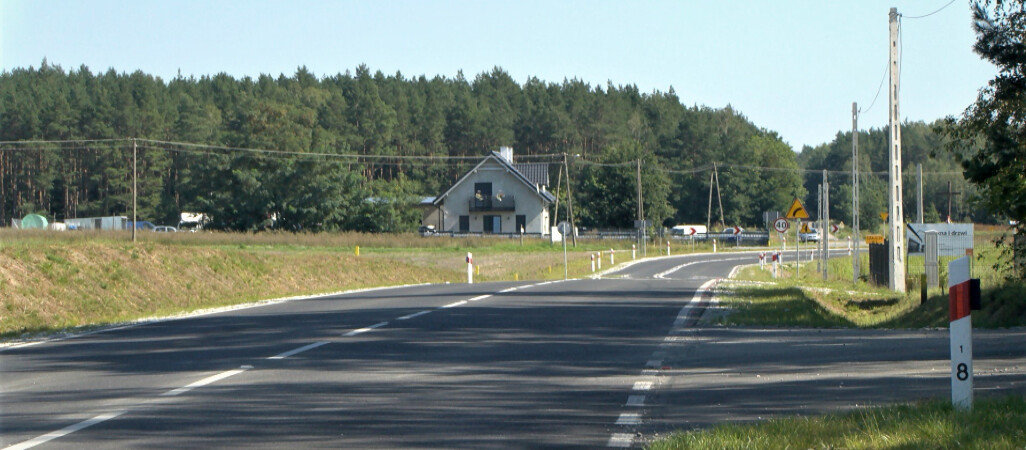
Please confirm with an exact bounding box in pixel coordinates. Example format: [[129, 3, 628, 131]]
[[609, 248, 615, 265], [948, 256, 973, 410], [591, 253, 596, 272], [466, 252, 474, 284], [759, 252, 765, 269]]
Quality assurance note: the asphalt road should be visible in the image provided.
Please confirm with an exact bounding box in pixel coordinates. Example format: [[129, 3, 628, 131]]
[[2, 250, 1024, 449]]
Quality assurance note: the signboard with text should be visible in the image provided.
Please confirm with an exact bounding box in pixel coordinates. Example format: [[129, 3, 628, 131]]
[[907, 223, 974, 256]]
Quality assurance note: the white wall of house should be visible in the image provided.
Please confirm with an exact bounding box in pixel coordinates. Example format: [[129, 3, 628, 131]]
[[437, 158, 550, 234]]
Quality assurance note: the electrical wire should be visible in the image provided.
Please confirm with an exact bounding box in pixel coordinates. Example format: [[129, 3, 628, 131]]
[[902, 0, 958, 20], [860, 59, 890, 116], [0, 138, 128, 145]]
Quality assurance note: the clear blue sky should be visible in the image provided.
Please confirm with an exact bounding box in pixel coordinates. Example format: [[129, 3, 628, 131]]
[[1, 0, 995, 151]]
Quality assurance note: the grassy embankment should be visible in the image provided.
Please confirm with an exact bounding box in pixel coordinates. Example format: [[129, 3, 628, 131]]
[[0, 230, 701, 339], [713, 226, 1025, 328], [651, 225, 1026, 449], [649, 396, 1026, 450]]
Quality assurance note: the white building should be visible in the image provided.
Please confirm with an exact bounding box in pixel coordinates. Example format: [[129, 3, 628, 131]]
[[425, 147, 555, 235]]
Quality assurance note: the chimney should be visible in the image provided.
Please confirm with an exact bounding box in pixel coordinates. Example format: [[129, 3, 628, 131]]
[[499, 146, 513, 163]]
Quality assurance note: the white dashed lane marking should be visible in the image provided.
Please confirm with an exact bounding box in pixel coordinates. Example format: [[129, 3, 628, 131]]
[[344, 321, 389, 337], [615, 413, 642, 425], [632, 381, 653, 391], [607, 433, 634, 448], [626, 395, 645, 407], [397, 310, 432, 321], [268, 341, 330, 360]]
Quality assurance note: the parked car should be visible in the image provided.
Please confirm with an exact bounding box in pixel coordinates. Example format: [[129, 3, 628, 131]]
[[127, 221, 156, 231], [418, 225, 436, 236], [799, 228, 820, 242], [153, 225, 178, 233]]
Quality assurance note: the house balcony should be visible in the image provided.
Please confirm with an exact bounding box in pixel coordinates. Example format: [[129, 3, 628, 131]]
[[469, 195, 516, 212]]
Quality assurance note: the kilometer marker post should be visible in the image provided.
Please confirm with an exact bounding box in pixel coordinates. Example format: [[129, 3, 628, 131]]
[[948, 256, 973, 410]]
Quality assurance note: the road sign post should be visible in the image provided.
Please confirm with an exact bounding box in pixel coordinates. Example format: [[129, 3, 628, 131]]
[[948, 256, 973, 410], [773, 217, 789, 234], [786, 198, 810, 279]]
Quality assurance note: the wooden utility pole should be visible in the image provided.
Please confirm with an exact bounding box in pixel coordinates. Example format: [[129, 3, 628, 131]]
[[553, 163, 562, 228], [916, 163, 924, 224], [888, 7, 906, 292], [132, 138, 137, 243], [715, 164, 724, 227], [946, 181, 961, 223], [852, 102, 860, 284], [706, 167, 714, 231]]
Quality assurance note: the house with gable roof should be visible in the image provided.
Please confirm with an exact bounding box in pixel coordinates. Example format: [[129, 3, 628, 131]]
[[422, 147, 555, 235]]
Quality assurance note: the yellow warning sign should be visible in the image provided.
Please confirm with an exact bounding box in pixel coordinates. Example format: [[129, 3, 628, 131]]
[[799, 222, 812, 234], [865, 234, 884, 244], [880, 212, 889, 222], [785, 198, 810, 219]]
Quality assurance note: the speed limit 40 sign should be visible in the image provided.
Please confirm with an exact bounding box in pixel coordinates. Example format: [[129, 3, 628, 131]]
[[773, 217, 789, 233]]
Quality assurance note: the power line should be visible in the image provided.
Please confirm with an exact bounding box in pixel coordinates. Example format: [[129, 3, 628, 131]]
[[860, 59, 890, 116], [0, 138, 128, 145], [902, 0, 958, 20]]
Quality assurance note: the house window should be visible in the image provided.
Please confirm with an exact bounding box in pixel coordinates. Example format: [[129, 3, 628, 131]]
[[474, 182, 492, 200], [516, 215, 526, 233], [483, 215, 501, 234], [459, 215, 470, 232]]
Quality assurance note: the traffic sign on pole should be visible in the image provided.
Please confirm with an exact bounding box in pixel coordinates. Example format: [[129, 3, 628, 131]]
[[786, 198, 810, 219], [773, 217, 789, 233]]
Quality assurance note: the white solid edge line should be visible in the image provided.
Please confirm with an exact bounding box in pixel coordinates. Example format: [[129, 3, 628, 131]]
[[467, 295, 491, 302], [397, 310, 432, 321], [607, 433, 634, 448], [441, 300, 468, 309], [344, 321, 389, 337], [161, 367, 250, 397], [4, 409, 129, 450], [268, 341, 330, 360]]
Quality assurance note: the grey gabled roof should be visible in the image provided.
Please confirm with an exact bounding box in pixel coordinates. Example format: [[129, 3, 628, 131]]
[[513, 162, 549, 187], [433, 152, 556, 205]]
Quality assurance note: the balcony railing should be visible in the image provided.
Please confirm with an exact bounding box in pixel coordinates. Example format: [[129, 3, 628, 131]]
[[469, 195, 516, 211]]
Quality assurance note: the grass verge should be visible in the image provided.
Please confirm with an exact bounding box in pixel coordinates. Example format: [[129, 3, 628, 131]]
[[648, 395, 1026, 450], [0, 229, 674, 339], [712, 229, 1026, 329]]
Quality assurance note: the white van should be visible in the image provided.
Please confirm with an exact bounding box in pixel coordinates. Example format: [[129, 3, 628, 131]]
[[670, 225, 708, 238]]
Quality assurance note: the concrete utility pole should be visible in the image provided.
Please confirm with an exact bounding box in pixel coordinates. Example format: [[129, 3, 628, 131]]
[[822, 169, 829, 280], [637, 158, 646, 256], [852, 102, 860, 284], [888, 7, 906, 292], [563, 154, 577, 247], [132, 138, 137, 243], [916, 163, 924, 224], [817, 183, 823, 273]]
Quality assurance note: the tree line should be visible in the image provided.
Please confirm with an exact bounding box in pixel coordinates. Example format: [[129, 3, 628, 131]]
[[0, 61, 988, 232]]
